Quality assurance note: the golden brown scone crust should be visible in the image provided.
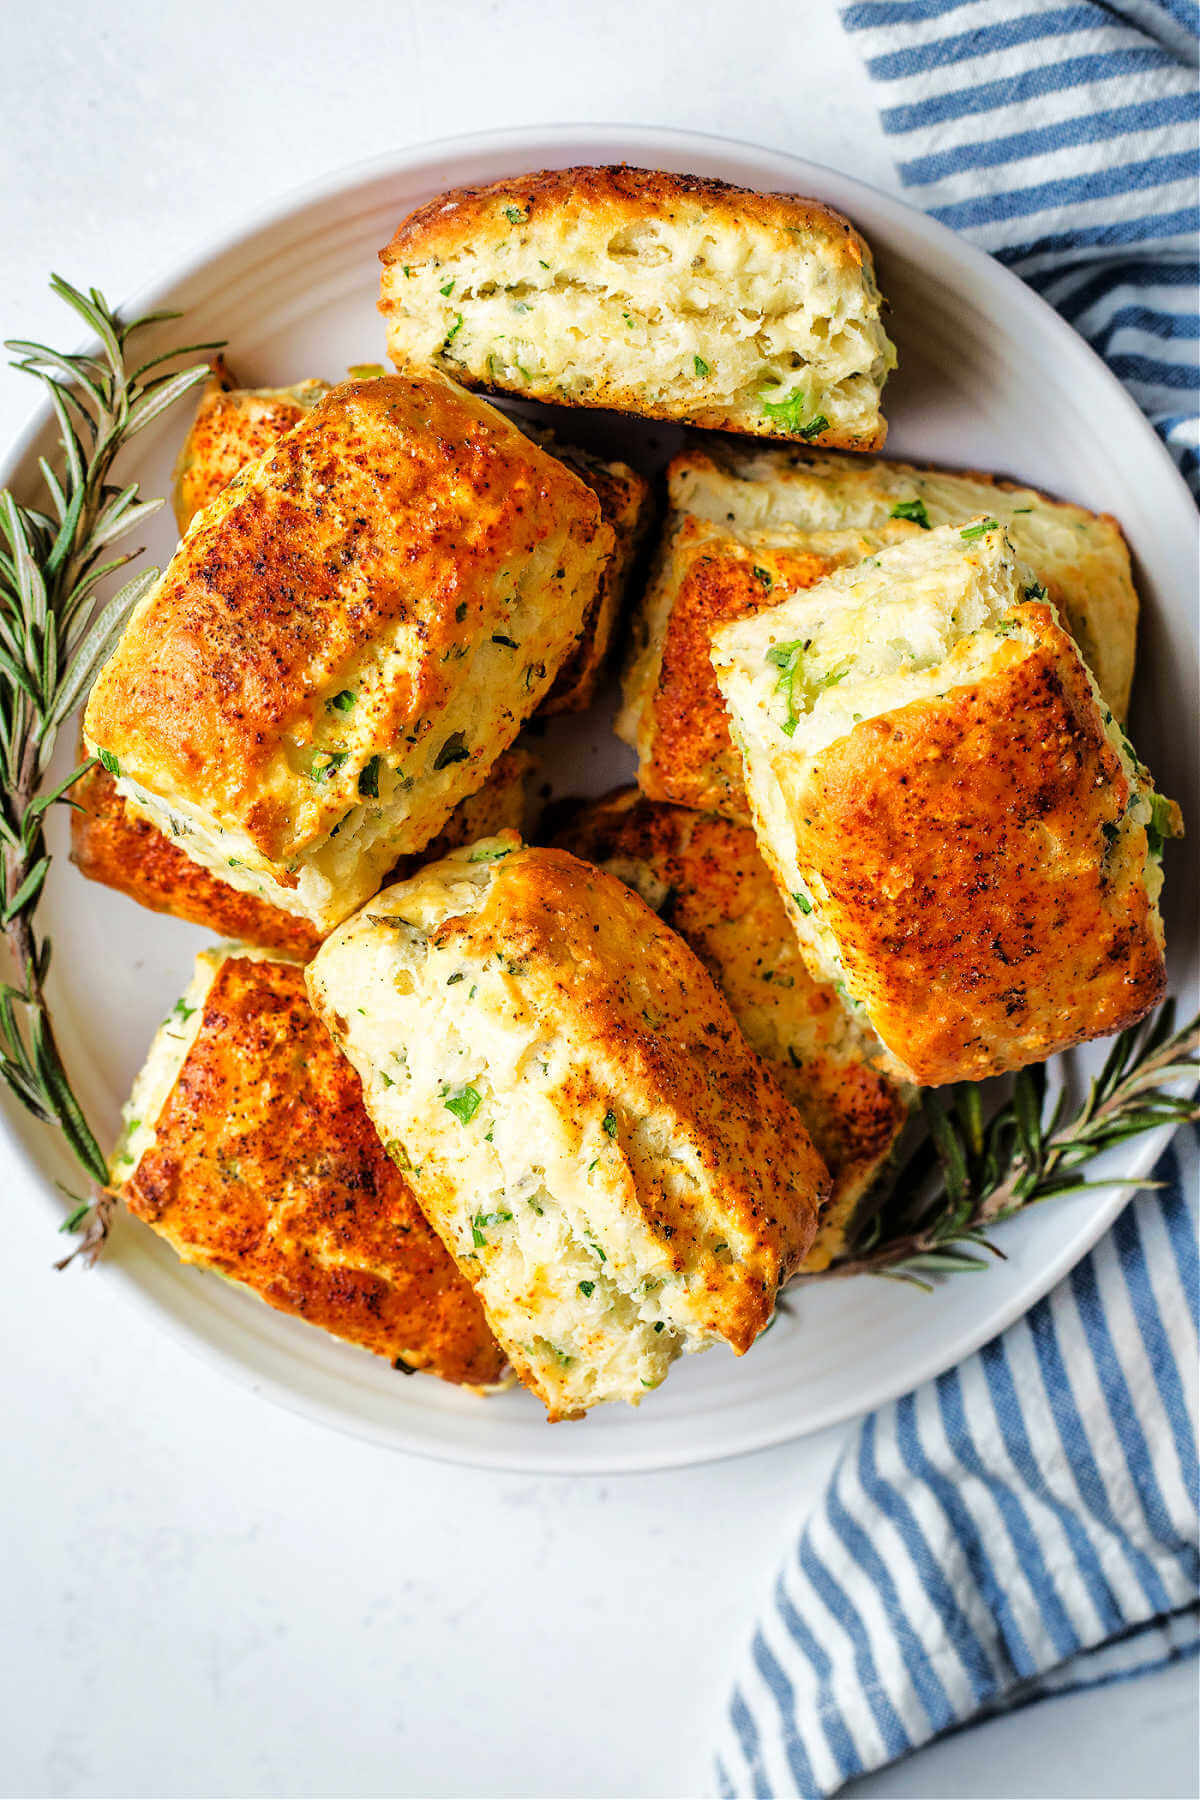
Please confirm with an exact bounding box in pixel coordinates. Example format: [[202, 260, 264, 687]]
[[787, 605, 1166, 1085], [70, 749, 538, 960], [554, 791, 910, 1270], [85, 373, 608, 924], [171, 361, 330, 533], [619, 515, 913, 820], [120, 953, 504, 1386], [70, 763, 325, 958], [170, 369, 650, 718], [380, 165, 891, 449]]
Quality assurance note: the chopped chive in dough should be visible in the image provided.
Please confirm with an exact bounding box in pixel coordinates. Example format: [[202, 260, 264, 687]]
[[578, 1280, 595, 1297], [468, 844, 513, 864], [444, 313, 464, 346], [358, 755, 381, 798], [440, 279, 455, 296], [504, 205, 527, 224], [328, 689, 356, 713], [890, 497, 931, 529], [791, 890, 814, 915], [443, 1082, 482, 1124], [693, 354, 710, 378], [455, 601, 468, 623], [766, 640, 807, 736], [491, 633, 518, 649], [960, 518, 999, 540], [602, 1109, 618, 1137], [752, 565, 773, 589], [433, 731, 469, 770], [759, 386, 829, 438], [1146, 792, 1174, 860], [306, 748, 349, 782]]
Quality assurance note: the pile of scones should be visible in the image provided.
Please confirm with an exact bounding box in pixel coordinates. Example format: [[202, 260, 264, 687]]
[[74, 166, 1178, 1421]]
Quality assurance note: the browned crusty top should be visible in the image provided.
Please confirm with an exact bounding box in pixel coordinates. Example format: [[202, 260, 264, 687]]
[[789, 606, 1166, 1085], [172, 362, 327, 533], [85, 373, 603, 861], [382, 164, 877, 279], [122, 954, 504, 1385]]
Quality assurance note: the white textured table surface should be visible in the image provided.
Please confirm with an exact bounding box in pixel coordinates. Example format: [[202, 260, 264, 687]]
[[1, 5, 1195, 1797]]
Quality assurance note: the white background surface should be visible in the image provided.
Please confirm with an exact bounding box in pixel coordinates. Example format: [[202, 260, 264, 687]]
[[0, 4, 1195, 1798]]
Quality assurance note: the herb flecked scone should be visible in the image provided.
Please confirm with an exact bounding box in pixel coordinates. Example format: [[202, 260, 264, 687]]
[[170, 366, 653, 715], [110, 947, 505, 1387], [712, 520, 1178, 1087], [553, 790, 911, 1272], [379, 166, 895, 450], [83, 373, 612, 933], [305, 837, 829, 1419], [70, 748, 538, 960], [673, 442, 1139, 720]]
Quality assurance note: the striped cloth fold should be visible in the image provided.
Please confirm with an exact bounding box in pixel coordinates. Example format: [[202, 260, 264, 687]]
[[716, 1132, 1199, 1798], [717, 9, 1199, 1791], [842, 0, 1200, 493]]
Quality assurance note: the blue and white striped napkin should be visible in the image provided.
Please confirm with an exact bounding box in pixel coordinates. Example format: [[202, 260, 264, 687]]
[[841, 0, 1199, 491], [717, 7, 1199, 1792]]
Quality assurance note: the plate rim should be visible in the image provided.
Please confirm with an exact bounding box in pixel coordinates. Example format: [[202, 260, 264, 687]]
[[0, 120, 1194, 1474]]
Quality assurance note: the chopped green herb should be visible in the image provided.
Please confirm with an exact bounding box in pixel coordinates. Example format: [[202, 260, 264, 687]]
[[1011, 505, 1033, 514], [1146, 792, 1174, 861], [693, 354, 710, 378], [172, 997, 196, 1021], [538, 259, 550, 270], [960, 518, 999, 541], [440, 280, 455, 296], [433, 732, 469, 770], [328, 689, 356, 713], [446, 972, 465, 985], [653, 1321, 665, 1334], [1101, 820, 1120, 847], [578, 1280, 595, 1298], [1024, 581, 1048, 602], [402, 265, 412, 278], [504, 205, 526, 224], [98, 748, 120, 776], [752, 565, 773, 589], [766, 640, 807, 736], [523, 661, 546, 691], [890, 497, 931, 530], [468, 844, 512, 864], [358, 755, 381, 799], [817, 662, 852, 692], [443, 313, 464, 347], [491, 633, 518, 649], [306, 748, 348, 783], [761, 387, 829, 438], [791, 890, 814, 915], [384, 1140, 412, 1171], [602, 1109, 618, 1137], [443, 1083, 482, 1125]]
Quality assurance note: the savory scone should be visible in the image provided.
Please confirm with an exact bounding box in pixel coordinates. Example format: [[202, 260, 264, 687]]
[[69, 748, 538, 960], [110, 947, 505, 1387], [673, 442, 1138, 719], [305, 838, 828, 1419], [172, 364, 652, 715], [554, 791, 910, 1271], [712, 520, 1177, 1086], [171, 360, 330, 532], [84, 373, 611, 933], [379, 165, 894, 450], [617, 511, 914, 819]]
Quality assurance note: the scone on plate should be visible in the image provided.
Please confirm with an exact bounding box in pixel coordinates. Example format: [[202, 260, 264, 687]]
[[110, 947, 505, 1387], [305, 837, 829, 1419], [712, 519, 1177, 1086], [617, 512, 913, 820], [171, 364, 653, 714], [379, 165, 894, 450], [554, 790, 911, 1271], [70, 748, 538, 960], [84, 372, 612, 933], [673, 442, 1139, 719]]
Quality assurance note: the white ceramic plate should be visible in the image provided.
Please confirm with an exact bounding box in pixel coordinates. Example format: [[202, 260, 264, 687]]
[[2, 125, 1195, 1473]]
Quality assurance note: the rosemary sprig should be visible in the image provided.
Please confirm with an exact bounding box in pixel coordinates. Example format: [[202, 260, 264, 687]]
[[807, 1003, 1200, 1288], [0, 275, 216, 1253]]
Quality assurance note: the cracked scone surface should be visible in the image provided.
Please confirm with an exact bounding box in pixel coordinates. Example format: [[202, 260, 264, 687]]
[[171, 362, 331, 533], [111, 947, 504, 1387], [305, 838, 828, 1419], [554, 790, 911, 1272], [380, 165, 894, 449], [712, 520, 1172, 1086], [84, 372, 611, 933]]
